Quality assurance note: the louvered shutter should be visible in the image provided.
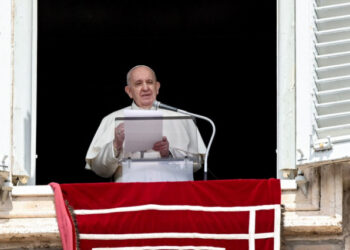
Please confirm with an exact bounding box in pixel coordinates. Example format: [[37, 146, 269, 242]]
[[296, 0, 350, 167]]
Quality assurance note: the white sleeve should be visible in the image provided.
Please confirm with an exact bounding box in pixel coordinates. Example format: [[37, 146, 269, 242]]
[[90, 141, 120, 178]]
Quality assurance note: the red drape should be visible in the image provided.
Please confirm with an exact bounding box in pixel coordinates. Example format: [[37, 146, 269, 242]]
[[50, 179, 281, 250]]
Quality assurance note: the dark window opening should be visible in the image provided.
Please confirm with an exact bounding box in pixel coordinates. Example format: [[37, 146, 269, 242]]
[[37, 0, 276, 184]]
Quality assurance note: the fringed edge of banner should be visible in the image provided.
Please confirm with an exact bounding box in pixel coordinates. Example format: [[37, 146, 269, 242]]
[[280, 204, 286, 249], [65, 199, 80, 250], [49, 182, 78, 250]]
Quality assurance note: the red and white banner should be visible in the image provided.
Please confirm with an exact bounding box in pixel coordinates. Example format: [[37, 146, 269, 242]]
[[50, 179, 281, 250]]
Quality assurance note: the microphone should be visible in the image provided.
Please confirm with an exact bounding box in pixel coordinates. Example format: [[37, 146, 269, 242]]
[[153, 100, 216, 181], [152, 101, 178, 112]]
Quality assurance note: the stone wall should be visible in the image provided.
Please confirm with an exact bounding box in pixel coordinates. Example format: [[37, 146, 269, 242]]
[[283, 164, 350, 250]]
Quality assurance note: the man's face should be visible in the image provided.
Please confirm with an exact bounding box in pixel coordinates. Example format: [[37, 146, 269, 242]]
[[125, 66, 160, 109]]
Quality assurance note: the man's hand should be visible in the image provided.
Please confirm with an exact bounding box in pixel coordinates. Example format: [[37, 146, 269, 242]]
[[114, 123, 125, 151], [153, 136, 170, 158]]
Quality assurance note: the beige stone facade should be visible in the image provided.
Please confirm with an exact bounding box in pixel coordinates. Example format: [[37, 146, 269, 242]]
[[0, 186, 61, 249], [282, 164, 350, 249]]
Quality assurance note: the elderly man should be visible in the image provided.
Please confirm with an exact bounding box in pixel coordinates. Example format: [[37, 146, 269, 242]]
[[85, 65, 206, 182]]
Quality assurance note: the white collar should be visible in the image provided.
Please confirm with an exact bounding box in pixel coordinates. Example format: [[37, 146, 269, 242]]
[[131, 101, 157, 110]]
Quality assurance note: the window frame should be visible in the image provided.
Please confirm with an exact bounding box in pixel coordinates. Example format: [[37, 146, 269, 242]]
[[0, 0, 37, 190]]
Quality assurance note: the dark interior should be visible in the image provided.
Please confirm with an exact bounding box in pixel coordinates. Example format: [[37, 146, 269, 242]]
[[36, 0, 276, 184]]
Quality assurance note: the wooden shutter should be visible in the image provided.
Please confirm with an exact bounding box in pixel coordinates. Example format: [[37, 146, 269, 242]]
[[297, 0, 350, 167]]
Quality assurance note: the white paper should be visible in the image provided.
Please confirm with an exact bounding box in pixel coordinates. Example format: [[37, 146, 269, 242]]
[[123, 110, 163, 153]]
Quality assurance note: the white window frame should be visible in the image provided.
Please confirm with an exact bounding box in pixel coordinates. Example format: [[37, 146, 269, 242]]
[[0, 0, 13, 189], [0, 0, 37, 189], [277, 0, 297, 178]]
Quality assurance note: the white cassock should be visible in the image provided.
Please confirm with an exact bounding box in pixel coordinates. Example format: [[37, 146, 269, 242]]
[[85, 102, 207, 182]]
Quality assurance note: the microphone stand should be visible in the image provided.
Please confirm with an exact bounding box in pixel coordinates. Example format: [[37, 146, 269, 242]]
[[177, 109, 216, 181], [154, 101, 216, 181]]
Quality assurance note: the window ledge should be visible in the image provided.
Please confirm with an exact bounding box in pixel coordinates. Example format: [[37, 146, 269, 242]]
[[11, 185, 54, 196], [281, 179, 297, 190], [0, 185, 61, 248]]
